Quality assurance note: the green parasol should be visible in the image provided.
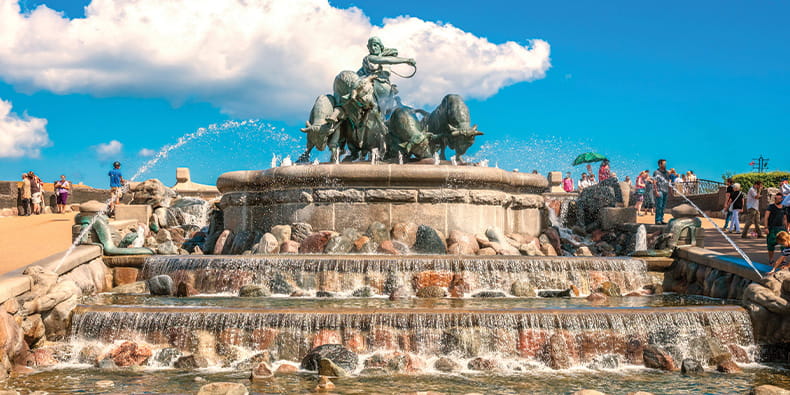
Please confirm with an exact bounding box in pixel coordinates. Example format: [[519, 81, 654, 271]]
[[572, 152, 607, 166]]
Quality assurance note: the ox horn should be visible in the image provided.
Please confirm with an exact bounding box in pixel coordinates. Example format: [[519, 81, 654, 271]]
[[300, 121, 312, 133]]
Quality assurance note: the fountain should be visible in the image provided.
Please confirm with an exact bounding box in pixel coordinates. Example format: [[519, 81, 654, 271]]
[[3, 36, 788, 395]]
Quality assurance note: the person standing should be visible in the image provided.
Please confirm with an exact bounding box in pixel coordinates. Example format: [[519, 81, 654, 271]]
[[20, 173, 31, 216], [765, 192, 788, 264], [687, 170, 698, 194], [634, 171, 647, 216], [54, 175, 71, 214], [723, 178, 734, 230], [598, 159, 611, 182], [741, 181, 763, 238], [653, 159, 670, 225], [28, 171, 43, 215], [108, 161, 126, 215], [578, 173, 589, 191], [562, 172, 574, 192], [725, 183, 744, 233]]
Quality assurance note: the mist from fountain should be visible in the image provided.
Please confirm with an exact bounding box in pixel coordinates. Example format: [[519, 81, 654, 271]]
[[55, 120, 295, 272]]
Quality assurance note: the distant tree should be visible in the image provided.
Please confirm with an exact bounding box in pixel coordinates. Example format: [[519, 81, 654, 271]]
[[731, 171, 790, 190]]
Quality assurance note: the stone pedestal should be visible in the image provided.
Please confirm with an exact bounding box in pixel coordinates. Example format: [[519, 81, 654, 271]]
[[548, 171, 564, 193], [600, 207, 637, 230], [114, 204, 151, 227], [217, 164, 549, 236]]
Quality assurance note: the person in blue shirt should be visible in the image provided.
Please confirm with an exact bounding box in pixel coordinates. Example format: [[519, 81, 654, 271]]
[[108, 161, 125, 214]]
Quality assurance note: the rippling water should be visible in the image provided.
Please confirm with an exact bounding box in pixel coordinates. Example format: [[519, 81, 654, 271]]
[[87, 293, 734, 310], [5, 365, 790, 394]]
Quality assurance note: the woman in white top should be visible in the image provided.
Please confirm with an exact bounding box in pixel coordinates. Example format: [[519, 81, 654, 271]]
[[578, 173, 589, 190]]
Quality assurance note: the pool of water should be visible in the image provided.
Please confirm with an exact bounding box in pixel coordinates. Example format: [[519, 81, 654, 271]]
[[5, 364, 790, 394], [86, 293, 737, 310]]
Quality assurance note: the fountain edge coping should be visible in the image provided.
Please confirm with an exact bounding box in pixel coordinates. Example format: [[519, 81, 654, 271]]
[[216, 164, 548, 193], [0, 245, 102, 304], [74, 303, 748, 315]]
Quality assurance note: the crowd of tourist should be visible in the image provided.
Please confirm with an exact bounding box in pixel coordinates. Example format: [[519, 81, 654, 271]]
[[560, 157, 790, 269], [18, 171, 71, 215], [562, 159, 702, 225]]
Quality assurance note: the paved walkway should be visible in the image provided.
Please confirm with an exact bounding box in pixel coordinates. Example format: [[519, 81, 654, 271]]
[[0, 212, 74, 275], [637, 211, 772, 266]]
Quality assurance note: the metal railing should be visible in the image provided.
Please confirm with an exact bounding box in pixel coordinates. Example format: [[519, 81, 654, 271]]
[[672, 178, 723, 196]]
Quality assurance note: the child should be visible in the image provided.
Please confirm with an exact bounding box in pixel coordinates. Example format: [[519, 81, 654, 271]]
[[768, 231, 790, 274]]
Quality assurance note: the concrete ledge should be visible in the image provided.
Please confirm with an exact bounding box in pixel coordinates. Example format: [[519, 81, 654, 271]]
[[643, 257, 674, 271], [103, 255, 148, 268], [676, 246, 770, 282], [0, 276, 32, 307], [0, 245, 103, 304]]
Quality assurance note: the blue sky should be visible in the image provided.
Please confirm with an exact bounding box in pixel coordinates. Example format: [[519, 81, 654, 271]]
[[0, 0, 787, 187]]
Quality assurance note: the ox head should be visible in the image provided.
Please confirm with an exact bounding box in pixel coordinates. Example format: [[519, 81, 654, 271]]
[[448, 124, 483, 156], [342, 74, 377, 110]]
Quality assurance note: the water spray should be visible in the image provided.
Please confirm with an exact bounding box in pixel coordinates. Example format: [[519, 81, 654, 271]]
[[672, 185, 763, 279]]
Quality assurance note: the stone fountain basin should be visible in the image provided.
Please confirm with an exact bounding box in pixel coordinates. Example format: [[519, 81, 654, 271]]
[[216, 163, 548, 235]]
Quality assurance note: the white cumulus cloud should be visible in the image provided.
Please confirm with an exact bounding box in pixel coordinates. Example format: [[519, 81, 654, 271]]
[[138, 148, 155, 157], [94, 139, 122, 159], [0, 0, 550, 118], [0, 97, 50, 158]]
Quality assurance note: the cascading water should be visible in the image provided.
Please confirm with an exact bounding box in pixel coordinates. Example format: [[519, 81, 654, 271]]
[[140, 255, 656, 295], [635, 224, 647, 251], [68, 305, 754, 372]]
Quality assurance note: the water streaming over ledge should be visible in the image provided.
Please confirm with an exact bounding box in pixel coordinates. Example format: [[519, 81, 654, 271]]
[[69, 305, 754, 371], [140, 255, 657, 295]]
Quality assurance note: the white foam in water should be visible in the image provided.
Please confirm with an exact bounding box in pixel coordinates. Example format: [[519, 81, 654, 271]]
[[634, 225, 647, 252]]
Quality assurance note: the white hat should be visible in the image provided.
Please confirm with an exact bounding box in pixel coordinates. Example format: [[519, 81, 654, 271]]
[[733, 183, 741, 191]]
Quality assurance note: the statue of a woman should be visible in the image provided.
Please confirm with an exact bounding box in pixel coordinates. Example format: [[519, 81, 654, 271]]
[[357, 37, 416, 117]]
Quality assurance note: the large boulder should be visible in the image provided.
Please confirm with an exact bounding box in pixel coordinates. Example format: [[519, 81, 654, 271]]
[[643, 345, 677, 371], [239, 284, 270, 297], [680, 358, 703, 375], [130, 179, 176, 208], [366, 222, 390, 244], [300, 344, 358, 373], [575, 177, 622, 227], [752, 385, 790, 395], [107, 341, 152, 367], [196, 382, 249, 395], [299, 231, 334, 253], [270, 225, 292, 244], [325, 235, 353, 254], [485, 227, 520, 255], [413, 225, 447, 254], [252, 233, 279, 254], [147, 275, 174, 296], [290, 223, 313, 243], [447, 230, 479, 255], [391, 222, 418, 247]]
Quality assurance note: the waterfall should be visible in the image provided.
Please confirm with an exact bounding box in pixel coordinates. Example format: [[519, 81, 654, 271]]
[[141, 255, 655, 295], [69, 305, 754, 371]]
